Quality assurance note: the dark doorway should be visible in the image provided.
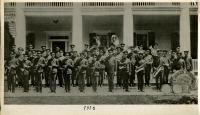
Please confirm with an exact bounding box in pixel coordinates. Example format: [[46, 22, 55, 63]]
[[52, 41, 65, 52]]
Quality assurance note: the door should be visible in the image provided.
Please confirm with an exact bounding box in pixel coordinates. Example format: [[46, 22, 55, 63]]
[[52, 41, 65, 52]]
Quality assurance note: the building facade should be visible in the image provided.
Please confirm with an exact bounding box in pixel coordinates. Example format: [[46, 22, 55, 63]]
[[4, 2, 198, 59]]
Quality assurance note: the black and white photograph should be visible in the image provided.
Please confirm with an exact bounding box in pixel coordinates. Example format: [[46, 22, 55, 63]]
[[3, 1, 198, 107]]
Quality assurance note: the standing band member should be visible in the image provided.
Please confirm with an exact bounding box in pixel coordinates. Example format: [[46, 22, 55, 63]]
[[7, 52, 18, 93], [78, 53, 88, 93], [154, 50, 164, 91], [129, 47, 137, 87], [144, 49, 153, 86], [160, 50, 170, 84], [92, 55, 101, 92], [35, 51, 45, 93], [22, 54, 32, 92], [58, 50, 65, 87], [48, 52, 59, 93], [136, 52, 145, 92], [119, 51, 131, 92], [183, 51, 193, 72], [63, 52, 74, 93], [105, 49, 116, 92]]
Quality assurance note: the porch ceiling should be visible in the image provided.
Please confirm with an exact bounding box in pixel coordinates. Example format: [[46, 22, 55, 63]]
[[26, 16, 72, 30], [134, 15, 180, 26]]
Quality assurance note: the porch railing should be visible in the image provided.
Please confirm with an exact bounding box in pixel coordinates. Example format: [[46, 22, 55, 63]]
[[192, 59, 198, 73]]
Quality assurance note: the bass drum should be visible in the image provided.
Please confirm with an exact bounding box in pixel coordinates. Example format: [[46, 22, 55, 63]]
[[172, 84, 182, 94], [161, 84, 171, 94]]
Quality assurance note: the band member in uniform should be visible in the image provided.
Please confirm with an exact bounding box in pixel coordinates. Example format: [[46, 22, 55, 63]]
[[149, 43, 159, 69], [35, 51, 46, 93], [78, 53, 88, 93], [57, 50, 65, 87], [22, 54, 32, 92], [120, 43, 125, 51], [176, 52, 185, 70], [144, 49, 153, 86], [70, 44, 76, 54], [41, 46, 47, 57], [119, 51, 131, 92], [11, 45, 18, 54], [7, 52, 18, 93], [183, 51, 193, 72], [63, 52, 74, 93], [170, 51, 177, 72], [44, 49, 51, 87], [98, 49, 105, 87], [91, 55, 101, 92], [86, 50, 94, 87], [135, 52, 145, 92], [154, 50, 164, 91], [55, 46, 60, 59], [160, 50, 170, 84], [48, 52, 59, 93], [129, 47, 137, 87], [115, 46, 122, 87], [73, 51, 80, 86], [16, 47, 24, 87], [105, 49, 116, 92]]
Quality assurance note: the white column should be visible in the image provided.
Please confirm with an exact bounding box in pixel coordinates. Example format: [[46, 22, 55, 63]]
[[180, 3, 190, 54], [15, 3, 26, 50], [123, 3, 134, 47], [72, 3, 83, 53]]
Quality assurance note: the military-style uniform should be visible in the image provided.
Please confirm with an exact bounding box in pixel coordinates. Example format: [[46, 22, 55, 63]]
[[36, 56, 46, 92], [129, 52, 137, 87], [58, 55, 65, 87], [7, 56, 18, 92], [78, 57, 88, 92], [160, 53, 170, 84], [48, 57, 59, 93], [16, 54, 24, 87], [86, 56, 93, 86], [183, 53, 193, 71], [91, 58, 101, 92], [136, 57, 145, 92], [118, 57, 131, 91], [105, 54, 116, 92], [63, 57, 74, 92], [144, 54, 153, 86], [22, 57, 32, 92]]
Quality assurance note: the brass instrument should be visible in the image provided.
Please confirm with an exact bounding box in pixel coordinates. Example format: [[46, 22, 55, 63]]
[[153, 66, 164, 78]]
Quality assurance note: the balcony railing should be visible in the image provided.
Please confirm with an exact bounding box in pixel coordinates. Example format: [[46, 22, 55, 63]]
[[82, 2, 124, 7], [25, 2, 73, 8], [132, 2, 180, 7], [4, 2, 198, 8]]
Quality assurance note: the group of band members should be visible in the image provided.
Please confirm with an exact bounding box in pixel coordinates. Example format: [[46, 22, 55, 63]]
[[5, 40, 193, 93]]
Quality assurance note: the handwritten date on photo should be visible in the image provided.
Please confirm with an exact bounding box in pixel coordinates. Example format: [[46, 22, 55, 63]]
[[83, 106, 95, 111]]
